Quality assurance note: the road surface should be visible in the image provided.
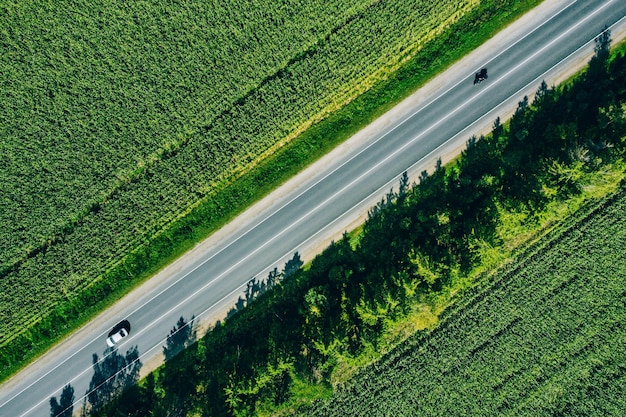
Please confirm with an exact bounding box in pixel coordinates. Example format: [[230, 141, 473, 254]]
[[1, 0, 626, 415]]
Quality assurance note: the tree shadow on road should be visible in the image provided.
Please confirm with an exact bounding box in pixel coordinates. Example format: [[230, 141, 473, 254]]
[[163, 315, 197, 362], [49, 384, 74, 417], [82, 345, 142, 416]]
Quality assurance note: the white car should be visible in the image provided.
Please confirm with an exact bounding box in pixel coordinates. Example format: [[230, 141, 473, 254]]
[[106, 328, 128, 347], [106, 320, 131, 347]]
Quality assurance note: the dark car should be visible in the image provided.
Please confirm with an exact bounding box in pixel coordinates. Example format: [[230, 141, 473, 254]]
[[474, 68, 488, 84], [107, 320, 131, 347]]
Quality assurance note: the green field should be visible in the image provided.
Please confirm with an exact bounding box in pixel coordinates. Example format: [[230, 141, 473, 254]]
[[301, 186, 626, 416], [0, 0, 479, 349]]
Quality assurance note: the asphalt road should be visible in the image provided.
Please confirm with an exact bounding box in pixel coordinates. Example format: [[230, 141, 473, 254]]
[[2, 0, 626, 415]]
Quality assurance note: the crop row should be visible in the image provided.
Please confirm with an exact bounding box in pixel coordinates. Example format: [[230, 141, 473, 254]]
[[0, 0, 478, 346], [304, 188, 626, 416]]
